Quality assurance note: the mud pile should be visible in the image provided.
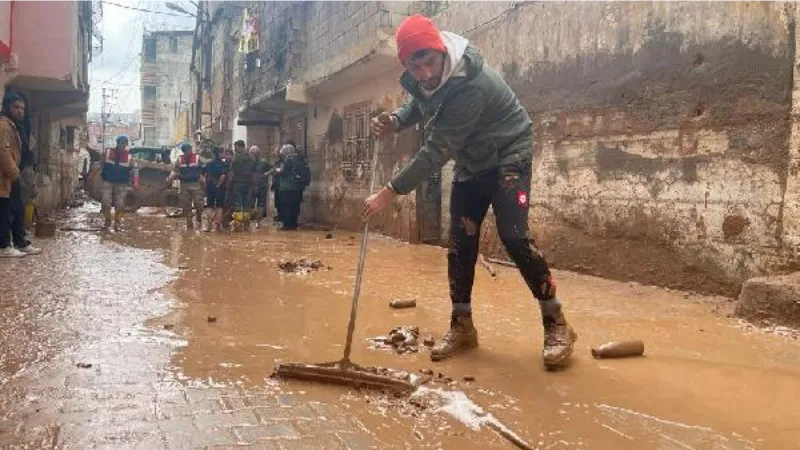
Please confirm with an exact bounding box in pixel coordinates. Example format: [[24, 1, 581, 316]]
[[277, 258, 325, 274]]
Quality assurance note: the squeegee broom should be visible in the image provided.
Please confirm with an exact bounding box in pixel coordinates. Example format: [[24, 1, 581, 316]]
[[273, 140, 415, 393]]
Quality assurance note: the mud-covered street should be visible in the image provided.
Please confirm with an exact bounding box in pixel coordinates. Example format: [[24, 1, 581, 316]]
[[1, 205, 799, 450]]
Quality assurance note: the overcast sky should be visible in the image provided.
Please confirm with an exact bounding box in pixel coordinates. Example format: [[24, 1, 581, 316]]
[[88, 0, 195, 114]]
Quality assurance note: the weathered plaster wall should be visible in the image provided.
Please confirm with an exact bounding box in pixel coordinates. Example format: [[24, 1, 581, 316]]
[[303, 1, 389, 85], [304, 72, 421, 241], [421, 1, 796, 294]]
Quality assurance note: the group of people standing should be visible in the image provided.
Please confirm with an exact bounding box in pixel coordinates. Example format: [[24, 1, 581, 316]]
[[91, 135, 309, 233], [167, 138, 310, 232]]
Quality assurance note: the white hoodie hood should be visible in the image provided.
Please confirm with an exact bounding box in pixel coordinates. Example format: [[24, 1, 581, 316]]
[[420, 31, 470, 99]]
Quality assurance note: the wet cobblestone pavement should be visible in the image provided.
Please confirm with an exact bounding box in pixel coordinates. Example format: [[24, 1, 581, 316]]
[[0, 208, 385, 449]]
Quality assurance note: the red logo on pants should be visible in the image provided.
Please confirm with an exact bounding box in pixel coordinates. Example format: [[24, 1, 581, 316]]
[[517, 191, 528, 207]]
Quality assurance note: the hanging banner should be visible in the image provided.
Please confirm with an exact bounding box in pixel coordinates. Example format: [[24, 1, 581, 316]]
[[238, 8, 260, 54]]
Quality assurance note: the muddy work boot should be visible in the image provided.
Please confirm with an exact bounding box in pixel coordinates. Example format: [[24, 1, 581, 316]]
[[431, 314, 479, 362], [102, 211, 112, 230], [113, 212, 123, 232], [542, 310, 577, 369]]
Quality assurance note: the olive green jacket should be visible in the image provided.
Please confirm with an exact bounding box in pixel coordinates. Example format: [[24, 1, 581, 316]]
[[389, 45, 533, 195]]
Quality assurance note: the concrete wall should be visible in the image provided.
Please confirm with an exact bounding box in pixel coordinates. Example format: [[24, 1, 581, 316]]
[[303, 74, 422, 239], [303, 0, 415, 83], [289, 1, 800, 295], [413, 1, 795, 295], [11, 1, 80, 90], [33, 115, 86, 213]]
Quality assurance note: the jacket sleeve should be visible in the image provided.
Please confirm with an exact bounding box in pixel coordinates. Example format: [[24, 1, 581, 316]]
[[0, 124, 20, 180], [392, 98, 423, 131], [389, 85, 486, 195]]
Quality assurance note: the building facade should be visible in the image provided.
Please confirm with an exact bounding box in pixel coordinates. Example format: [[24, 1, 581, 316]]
[[196, 1, 800, 294], [140, 30, 193, 147], [0, 0, 93, 212]]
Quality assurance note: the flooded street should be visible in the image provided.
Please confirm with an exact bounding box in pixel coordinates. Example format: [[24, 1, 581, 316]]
[[1, 205, 799, 449]]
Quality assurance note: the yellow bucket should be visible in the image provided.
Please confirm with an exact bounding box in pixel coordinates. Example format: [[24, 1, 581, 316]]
[[233, 211, 250, 223], [24, 203, 35, 226]]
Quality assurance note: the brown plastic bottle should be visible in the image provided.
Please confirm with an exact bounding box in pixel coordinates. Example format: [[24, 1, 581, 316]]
[[591, 340, 645, 358], [389, 299, 417, 309]]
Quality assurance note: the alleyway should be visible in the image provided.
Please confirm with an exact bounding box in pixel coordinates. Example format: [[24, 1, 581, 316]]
[[1, 204, 799, 450]]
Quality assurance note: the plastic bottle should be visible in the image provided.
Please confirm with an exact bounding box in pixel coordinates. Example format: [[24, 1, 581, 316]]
[[591, 340, 645, 358], [389, 299, 417, 309]]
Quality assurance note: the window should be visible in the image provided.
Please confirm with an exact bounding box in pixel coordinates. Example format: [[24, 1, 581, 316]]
[[143, 85, 157, 100], [341, 102, 372, 183], [169, 37, 178, 52], [244, 52, 258, 72], [144, 38, 157, 62], [66, 126, 76, 149]]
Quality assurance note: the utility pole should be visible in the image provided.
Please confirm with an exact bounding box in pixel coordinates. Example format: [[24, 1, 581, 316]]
[[100, 88, 118, 149], [192, 0, 204, 138], [101, 87, 108, 149]]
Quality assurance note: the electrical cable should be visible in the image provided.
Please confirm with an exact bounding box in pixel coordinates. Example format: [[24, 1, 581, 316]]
[[101, 0, 193, 18]]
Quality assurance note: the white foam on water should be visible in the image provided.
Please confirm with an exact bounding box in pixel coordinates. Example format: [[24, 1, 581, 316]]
[[412, 387, 531, 445]]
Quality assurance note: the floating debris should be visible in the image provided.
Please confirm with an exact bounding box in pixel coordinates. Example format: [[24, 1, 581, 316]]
[[591, 340, 645, 358], [369, 326, 420, 354], [278, 258, 325, 274], [76, 362, 92, 369], [207, 316, 217, 323], [390, 299, 417, 309]]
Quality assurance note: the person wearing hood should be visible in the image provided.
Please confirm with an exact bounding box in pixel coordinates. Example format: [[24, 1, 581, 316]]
[[168, 142, 205, 229], [364, 15, 576, 370], [0, 90, 40, 257], [93, 135, 139, 230], [273, 140, 308, 230]]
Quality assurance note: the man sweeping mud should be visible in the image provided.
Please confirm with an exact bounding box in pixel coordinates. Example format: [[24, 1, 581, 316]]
[[364, 14, 576, 369]]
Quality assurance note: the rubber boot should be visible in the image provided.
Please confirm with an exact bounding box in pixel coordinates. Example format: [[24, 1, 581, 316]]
[[102, 211, 112, 229], [201, 211, 211, 232], [430, 313, 479, 362], [542, 308, 577, 369], [113, 211, 123, 232]]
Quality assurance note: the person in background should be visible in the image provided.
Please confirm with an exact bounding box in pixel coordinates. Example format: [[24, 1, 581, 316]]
[[273, 140, 309, 231], [249, 145, 273, 226], [270, 145, 281, 226], [228, 140, 256, 230], [0, 90, 40, 257], [168, 142, 205, 229], [202, 146, 228, 232], [94, 135, 139, 231]]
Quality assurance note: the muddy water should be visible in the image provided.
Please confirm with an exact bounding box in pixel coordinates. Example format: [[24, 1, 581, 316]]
[[108, 211, 800, 450], [2, 205, 798, 449]]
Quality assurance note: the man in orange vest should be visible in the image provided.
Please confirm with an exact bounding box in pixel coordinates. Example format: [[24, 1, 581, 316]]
[[168, 142, 205, 229], [95, 135, 139, 231]]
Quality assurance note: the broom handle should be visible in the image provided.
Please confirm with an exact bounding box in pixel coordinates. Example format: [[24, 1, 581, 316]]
[[342, 139, 381, 363]]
